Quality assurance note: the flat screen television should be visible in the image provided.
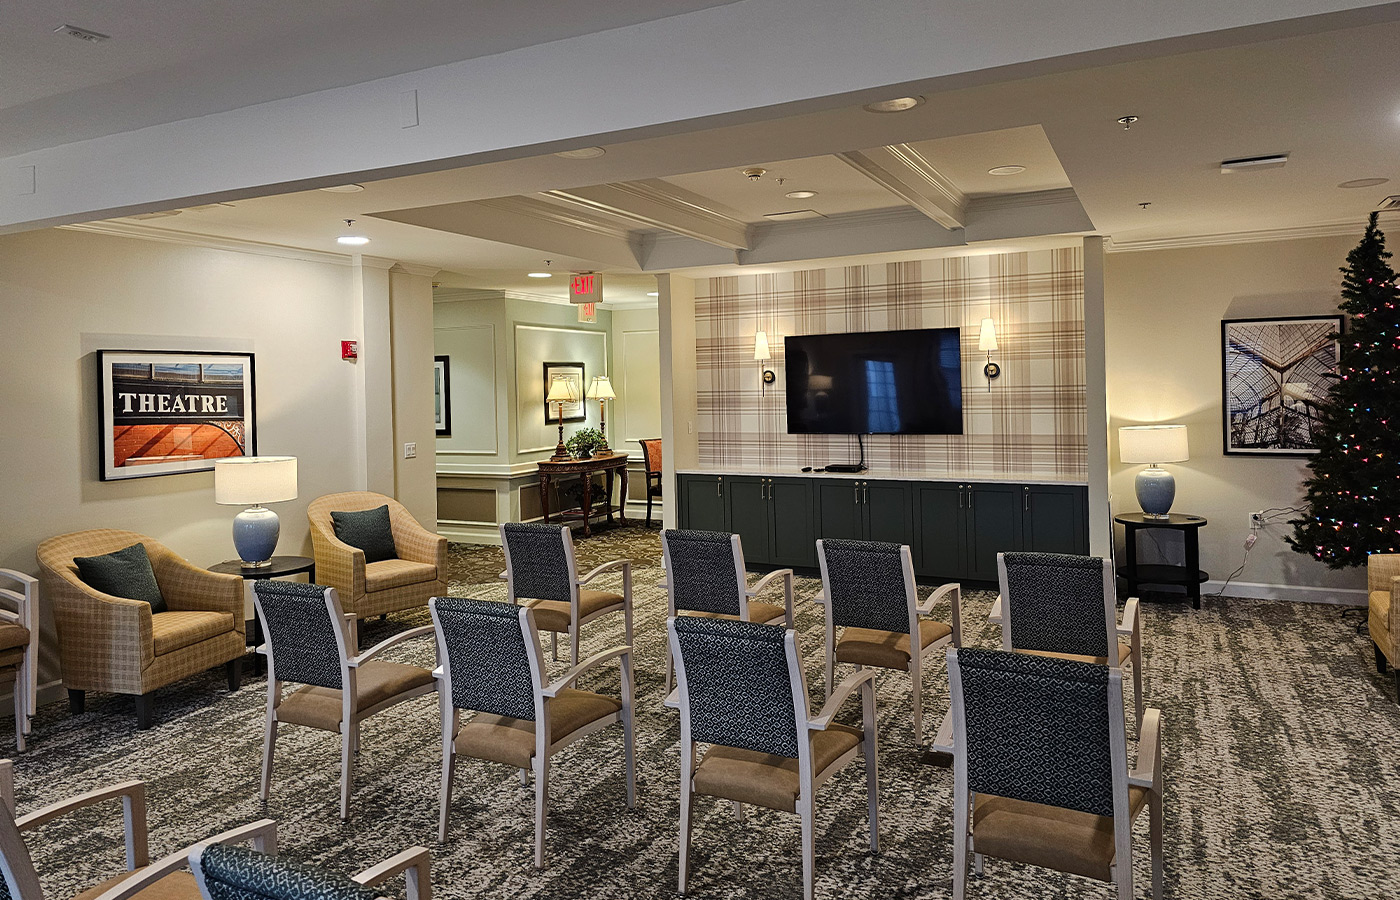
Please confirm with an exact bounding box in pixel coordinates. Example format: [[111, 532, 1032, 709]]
[[784, 328, 963, 435]]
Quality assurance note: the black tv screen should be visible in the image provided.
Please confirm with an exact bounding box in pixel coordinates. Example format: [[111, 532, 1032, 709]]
[[784, 328, 963, 435]]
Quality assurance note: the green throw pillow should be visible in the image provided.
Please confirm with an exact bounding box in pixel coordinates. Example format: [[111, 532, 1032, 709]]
[[331, 505, 398, 563], [74, 542, 167, 614]]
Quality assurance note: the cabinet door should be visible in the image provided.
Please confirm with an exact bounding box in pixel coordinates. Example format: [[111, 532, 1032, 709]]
[[680, 475, 726, 532], [865, 480, 913, 545], [964, 483, 1022, 582], [816, 480, 864, 542], [1022, 484, 1089, 555], [915, 483, 964, 580], [725, 477, 772, 564], [768, 478, 817, 569]]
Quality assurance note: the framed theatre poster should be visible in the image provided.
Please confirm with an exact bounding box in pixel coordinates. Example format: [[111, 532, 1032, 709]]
[[542, 361, 586, 425], [98, 349, 256, 481], [434, 355, 452, 436], [1221, 315, 1342, 456]]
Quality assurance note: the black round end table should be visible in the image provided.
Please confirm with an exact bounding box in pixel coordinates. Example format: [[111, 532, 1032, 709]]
[[1114, 513, 1207, 609]]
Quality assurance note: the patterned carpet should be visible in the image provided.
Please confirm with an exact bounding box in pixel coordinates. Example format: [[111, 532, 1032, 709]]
[[10, 524, 1400, 900]]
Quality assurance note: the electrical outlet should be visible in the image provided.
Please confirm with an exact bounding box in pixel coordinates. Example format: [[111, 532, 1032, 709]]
[[1249, 511, 1264, 526], [403, 442, 416, 459]]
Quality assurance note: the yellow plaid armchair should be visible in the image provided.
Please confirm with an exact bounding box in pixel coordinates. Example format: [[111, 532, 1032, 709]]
[[307, 492, 447, 623], [1369, 553, 1400, 700], [36, 529, 245, 729]]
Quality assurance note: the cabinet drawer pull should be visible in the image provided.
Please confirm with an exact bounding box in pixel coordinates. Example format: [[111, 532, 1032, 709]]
[[1024, 488, 1030, 511], [967, 489, 974, 510], [717, 478, 722, 498], [959, 489, 964, 510]]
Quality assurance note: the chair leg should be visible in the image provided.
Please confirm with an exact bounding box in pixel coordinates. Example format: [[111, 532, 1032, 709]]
[[340, 725, 354, 820], [1149, 792, 1164, 900], [1378, 643, 1389, 674], [534, 756, 550, 869], [438, 708, 457, 843], [799, 797, 815, 900], [865, 734, 879, 853], [571, 625, 580, 668], [973, 853, 984, 876], [952, 800, 969, 900], [68, 689, 85, 715], [910, 665, 923, 747], [13, 683, 24, 753], [551, 631, 559, 663], [261, 718, 277, 802], [731, 800, 745, 823], [646, 494, 654, 529], [135, 693, 155, 730], [623, 709, 636, 810], [226, 658, 242, 692], [677, 781, 693, 895], [664, 642, 674, 697]]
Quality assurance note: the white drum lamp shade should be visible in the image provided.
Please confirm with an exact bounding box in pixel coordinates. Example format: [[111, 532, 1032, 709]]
[[1119, 425, 1188, 518], [214, 456, 298, 566]]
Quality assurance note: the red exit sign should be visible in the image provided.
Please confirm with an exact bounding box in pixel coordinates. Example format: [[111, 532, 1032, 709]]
[[570, 272, 601, 304]]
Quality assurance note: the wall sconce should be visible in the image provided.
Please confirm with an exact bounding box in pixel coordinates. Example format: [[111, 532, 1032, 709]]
[[754, 331, 776, 394], [978, 317, 1000, 389]]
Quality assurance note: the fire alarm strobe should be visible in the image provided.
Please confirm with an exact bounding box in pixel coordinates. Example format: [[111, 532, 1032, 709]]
[[341, 340, 358, 360]]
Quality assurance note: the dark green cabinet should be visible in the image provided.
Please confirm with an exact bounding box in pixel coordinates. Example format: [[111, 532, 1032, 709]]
[[816, 481, 865, 541], [679, 474, 726, 532], [676, 474, 815, 568], [819, 480, 914, 544], [914, 483, 964, 579], [725, 477, 771, 563], [964, 483, 1021, 581], [1021, 483, 1090, 555], [768, 478, 817, 568]]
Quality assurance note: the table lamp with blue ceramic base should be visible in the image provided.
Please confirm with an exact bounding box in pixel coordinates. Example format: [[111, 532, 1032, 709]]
[[214, 456, 298, 566], [1119, 425, 1188, 519]]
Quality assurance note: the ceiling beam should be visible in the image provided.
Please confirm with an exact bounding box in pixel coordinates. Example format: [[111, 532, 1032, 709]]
[[837, 145, 967, 229], [543, 180, 752, 250]]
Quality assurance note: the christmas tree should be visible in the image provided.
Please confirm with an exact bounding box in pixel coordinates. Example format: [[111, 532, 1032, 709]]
[[1289, 212, 1400, 568]]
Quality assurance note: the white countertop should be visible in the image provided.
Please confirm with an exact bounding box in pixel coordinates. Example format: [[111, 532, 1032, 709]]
[[676, 466, 1086, 486]]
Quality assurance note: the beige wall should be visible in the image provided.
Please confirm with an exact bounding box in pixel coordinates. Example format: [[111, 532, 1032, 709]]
[[389, 267, 439, 529], [1105, 235, 1365, 599]]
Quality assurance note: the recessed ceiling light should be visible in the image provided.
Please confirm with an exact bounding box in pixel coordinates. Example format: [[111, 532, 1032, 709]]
[[554, 147, 606, 159], [1339, 178, 1390, 189], [53, 24, 109, 43], [527, 272, 552, 278], [646, 291, 659, 297], [863, 96, 924, 113], [337, 235, 370, 246], [318, 183, 365, 193], [988, 165, 1026, 176], [785, 190, 818, 199]]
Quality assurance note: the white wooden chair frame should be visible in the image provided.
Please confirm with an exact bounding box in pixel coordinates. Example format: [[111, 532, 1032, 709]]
[[255, 586, 437, 820], [660, 530, 795, 695], [189, 828, 431, 900], [0, 572, 38, 752], [988, 553, 1145, 727], [815, 540, 961, 746], [942, 654, 1163, 900], [0, 758, 277, 900], [431, 600, 635, 867], [667, 618, 879, 900], [499, 524, 633, 667]]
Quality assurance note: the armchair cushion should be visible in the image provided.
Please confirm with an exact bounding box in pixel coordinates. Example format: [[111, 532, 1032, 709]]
[[331, 506, 397, 563], [74, 543, 167, 613], [0, 623, 30, 652], [692, 724, 862, 812], [972, 788, 1150, 881], [835, 619, 951, 670], [278, 660, 434, 731], [525, 590, 623, 633], [364, 559, 437, 593], [151, 611, 235, 657], [454, 688, 622, 768]]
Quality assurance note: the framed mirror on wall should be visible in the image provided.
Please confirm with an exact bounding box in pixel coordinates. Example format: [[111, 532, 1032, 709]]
[[434, 355, 451, 436]]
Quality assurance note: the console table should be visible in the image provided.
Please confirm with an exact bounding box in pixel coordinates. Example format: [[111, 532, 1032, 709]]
[[1114, 512, 1208, 609], [538, 454, 629, 537]]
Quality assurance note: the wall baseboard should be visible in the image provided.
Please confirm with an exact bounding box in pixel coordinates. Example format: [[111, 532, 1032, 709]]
[[1200, 579, 1366, 607], [439, 500, 663, 547]]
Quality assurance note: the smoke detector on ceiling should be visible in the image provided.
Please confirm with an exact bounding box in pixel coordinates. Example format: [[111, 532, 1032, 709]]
[[53, 24, 109, 43], [742, 167, 767, 181]]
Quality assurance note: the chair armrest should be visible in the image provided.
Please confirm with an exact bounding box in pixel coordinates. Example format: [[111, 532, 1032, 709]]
[[1128, 707, 1163, 790], [352, 625, 436, 666], [542, 645, 632, 697], [149, 552, 242, 618], [746, 569, 793, 599], [929, 709, 954, 755], [578, 558, 631, 585], [1369, 553, 1400, 591], [663, 688, 680, 710], [1117, 596, 1140, 636], [353, 846, 432, 900], [498, 570, 508, 582], [18, 780, 149, 869], [987, 595, 1003, 624], [310, 527, 366, 600], [392, 512, 447, 570], [809, 668, 877, 731], [812, 592, 828, 606], [916, 582, 959, 616], [95, 821, 278, 900]]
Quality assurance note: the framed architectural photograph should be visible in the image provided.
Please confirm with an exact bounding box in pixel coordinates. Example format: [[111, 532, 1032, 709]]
[[543, 361, 586, 424], [98, 349, 256, 480], [434, 355, 451, 436], [1221, 315, 1343, 456]]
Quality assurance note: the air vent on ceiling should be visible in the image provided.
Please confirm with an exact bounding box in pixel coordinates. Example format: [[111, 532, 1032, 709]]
[[126, 210, 182, 220], [1220, 154, 1288, 173], [1378, 195, 1400, 211], [53, 24, 109, 43], [763, 209, 826, 222]]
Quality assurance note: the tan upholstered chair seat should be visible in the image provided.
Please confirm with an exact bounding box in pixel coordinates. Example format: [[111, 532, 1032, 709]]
[[72, 869, 197, 900], [972, 788, 1149, 881], [365, 559, 439, 593], [453, 688, 623, 768], [0, 623, 30, 652], [692, 724, 862, 813], [526, 590, 624, 633], [1023, 642, 1132, 667], [151, 611, 234, 656], [835, 620, 952, 670], [278, 661, 434, 730], [686, 601, 786, 624]]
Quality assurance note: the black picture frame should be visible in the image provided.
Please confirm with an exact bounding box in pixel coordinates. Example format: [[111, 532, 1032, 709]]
[[97, 349, 257, 481], [543, 361, 586, 425], [434, 355, 452, 437], [1221, 315, 1343, 456]]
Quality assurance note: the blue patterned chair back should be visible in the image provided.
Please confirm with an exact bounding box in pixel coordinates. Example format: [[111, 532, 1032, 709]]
[[193, 842, 381, 900], [502, 523, 573, 604], [820, 539, 911, 634], [1001, 552, 1110, 657], [672, 617, 800, 758], [663, 530, 744, 615], [253, 581, 344, 690], [431, 597, 537, 720], [954, 648, 1115, 817]]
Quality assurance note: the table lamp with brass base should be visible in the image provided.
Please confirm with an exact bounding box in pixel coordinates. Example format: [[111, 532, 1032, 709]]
[[587, 375, 616, 455], [547, 377, 578, 461]]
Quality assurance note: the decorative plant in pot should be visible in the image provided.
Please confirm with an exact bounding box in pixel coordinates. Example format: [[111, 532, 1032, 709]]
[[565, 427, 607, 459]]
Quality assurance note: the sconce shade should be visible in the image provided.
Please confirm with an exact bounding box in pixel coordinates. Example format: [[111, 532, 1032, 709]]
[[753, 331, 772, 361], [978, 318, 999, 352], [546, 377, 578, 403], [587, 375, 616, 401], [214, 457, 298, 505], [1119, 425, 1189, 464]]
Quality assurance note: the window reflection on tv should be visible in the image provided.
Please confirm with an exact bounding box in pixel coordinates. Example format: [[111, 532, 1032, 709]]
[[784, 328, 963, 435]]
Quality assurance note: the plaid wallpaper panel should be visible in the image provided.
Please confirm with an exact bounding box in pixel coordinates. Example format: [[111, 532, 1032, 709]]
[[694, 248, 1086, 478]]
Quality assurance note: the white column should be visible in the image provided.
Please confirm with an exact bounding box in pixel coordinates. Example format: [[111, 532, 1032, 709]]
[[657, 273, 698, 529], [352, 255, 396, 494], [1083, 236, 1111, 558], [390, 263, 441, 529]]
